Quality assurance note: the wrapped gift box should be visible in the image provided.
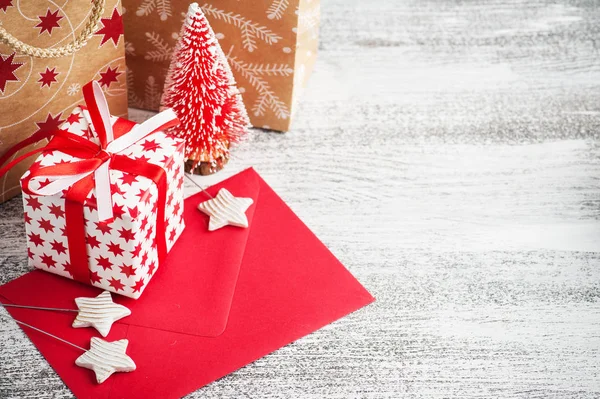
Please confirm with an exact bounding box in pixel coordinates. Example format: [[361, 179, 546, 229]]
[[21, 97, 185, 299]]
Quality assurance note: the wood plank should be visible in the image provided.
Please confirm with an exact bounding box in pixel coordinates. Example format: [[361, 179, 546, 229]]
[[1, 0, 599, 397]]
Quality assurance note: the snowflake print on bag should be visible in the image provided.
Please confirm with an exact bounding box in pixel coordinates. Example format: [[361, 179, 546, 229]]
[[201, 4, 281, 52], [267, 0, 289, 20], [136, 0, 172, 21], [144, 32, 173, 62], [67, 83, 81, 96], [225, 47, 291, 119]]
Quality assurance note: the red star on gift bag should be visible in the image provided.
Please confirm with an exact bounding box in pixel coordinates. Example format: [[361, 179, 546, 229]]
[[0, 0, 14, 12], [0, 53, 22, 93], [35, 9, 63, 35], [95, 8, 123, 46], [98, 66, 121, 88], [35, 112, 65, 135], [38, 67, 58, 88]]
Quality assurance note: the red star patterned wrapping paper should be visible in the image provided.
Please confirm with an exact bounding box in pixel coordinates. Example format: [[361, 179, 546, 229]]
[[0, 0, 128, 203], [20, 105, 185, 299], [122, 0, 320, 131]]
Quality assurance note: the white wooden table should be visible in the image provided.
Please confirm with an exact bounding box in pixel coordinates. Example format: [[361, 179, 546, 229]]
[[2, 0, 600, 397]]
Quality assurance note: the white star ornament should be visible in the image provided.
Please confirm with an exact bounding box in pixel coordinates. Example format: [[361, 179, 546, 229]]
[[197, 188, 253, 231]]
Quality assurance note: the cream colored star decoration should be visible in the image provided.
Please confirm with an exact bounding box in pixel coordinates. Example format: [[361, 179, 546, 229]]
[[72, 291, 131, 337], [75, 337, 136, 384], [197, 188, 254, 231]]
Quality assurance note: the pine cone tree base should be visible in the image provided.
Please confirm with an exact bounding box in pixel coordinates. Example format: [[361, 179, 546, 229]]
[[184, 156, 230, 176]]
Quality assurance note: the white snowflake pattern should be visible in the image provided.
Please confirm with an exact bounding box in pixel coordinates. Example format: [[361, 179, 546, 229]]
[[67, 83, 81, 96], [136, 0, 172, 21], [267, 0, 289, 20], [225, 47, 291, 120], [125, 41, 136, 56], [201, 4, 282, 53], [144, 32, 173, 62], [127, 67, 162, 110]]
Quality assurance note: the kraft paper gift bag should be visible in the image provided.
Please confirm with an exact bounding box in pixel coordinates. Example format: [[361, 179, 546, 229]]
[[0, 0, 128, 203], [123, 0, 320, 131]]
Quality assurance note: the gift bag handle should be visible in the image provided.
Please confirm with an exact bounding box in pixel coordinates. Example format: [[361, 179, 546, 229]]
[[0, 0, 105, 58]]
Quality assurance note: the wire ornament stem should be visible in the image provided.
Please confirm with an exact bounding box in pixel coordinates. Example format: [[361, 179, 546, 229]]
[[185, 173, 215, 199], [0, 303, 79, 313], [0, 313, 86, 352]]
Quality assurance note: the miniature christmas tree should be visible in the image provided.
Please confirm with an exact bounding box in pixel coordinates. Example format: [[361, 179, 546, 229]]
[[161, 2, 249, 175]]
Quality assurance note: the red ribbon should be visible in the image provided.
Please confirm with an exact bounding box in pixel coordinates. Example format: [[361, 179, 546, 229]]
[[0, 81, 180, 285]]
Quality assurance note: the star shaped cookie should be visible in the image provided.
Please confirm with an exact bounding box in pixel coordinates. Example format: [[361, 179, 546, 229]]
[[76, 338, 136, 384], [197, 188, 253, 231], [72, 291, 131, 337]]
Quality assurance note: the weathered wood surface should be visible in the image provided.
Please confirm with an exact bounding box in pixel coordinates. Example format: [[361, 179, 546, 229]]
[[2, 0, 600, 397]]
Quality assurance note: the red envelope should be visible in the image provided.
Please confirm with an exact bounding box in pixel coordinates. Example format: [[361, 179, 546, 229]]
[[0, 168, 374, 399]]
